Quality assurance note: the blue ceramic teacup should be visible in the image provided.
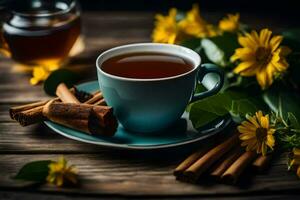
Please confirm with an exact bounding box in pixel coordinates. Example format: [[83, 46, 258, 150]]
[[96, 43, 224, 133]]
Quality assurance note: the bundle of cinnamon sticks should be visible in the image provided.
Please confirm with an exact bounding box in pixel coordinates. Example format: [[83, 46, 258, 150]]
[[10, 84, 118, 136], [174, 133, 272, 184]]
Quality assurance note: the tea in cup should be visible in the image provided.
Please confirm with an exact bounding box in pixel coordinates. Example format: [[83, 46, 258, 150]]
[[96, 43, 224, 133]]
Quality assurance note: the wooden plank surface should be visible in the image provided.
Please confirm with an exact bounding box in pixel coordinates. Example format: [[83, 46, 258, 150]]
[[0, 11, 300, 198], [1, 154, 300, 196]]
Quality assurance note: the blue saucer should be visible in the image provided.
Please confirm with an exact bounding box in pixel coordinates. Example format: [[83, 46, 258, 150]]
[[44, 81, 231, 150]]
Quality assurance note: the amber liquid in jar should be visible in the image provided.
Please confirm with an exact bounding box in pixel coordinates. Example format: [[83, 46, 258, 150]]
[[2, 8, 81, 67]]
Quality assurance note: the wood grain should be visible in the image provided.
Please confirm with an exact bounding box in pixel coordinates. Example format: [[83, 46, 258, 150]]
[[0, 154, 300, 196], [0, 12, 299, 199]]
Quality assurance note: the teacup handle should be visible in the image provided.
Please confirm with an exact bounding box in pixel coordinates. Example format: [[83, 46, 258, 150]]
[[191, 63, 224, 102]]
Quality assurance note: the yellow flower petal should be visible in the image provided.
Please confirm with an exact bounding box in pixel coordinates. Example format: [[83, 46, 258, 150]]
[[231, 48, 255, 62], [255, 111, 263, 120], [218, 13, 240, 32], [152, 8, 180, 44], [234, 61, 258, 76], [261, 141, 267, 156], [266, 135, 275, 149], [250, 30, 260, 43], [259, 116, 269, 129], [272, 61, 289, 72], [179, 4, 218, 38], [259, 29, 272, 47], [240, 133, 256, 140], [270, 35, 283, 51], [241, 121, 257, 130], [256, 69, 268, 89], [238, 126, 256, 135], [238, 35, 257, 50], [247, 115, 260, 128], [297, 166, 300, 178]]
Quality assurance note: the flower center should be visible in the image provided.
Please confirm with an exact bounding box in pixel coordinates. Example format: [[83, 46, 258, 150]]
[[256, 127, 268, 143], [255, 47, 271, 63]]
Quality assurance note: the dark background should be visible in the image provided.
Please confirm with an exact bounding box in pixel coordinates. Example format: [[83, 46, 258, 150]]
[[76, 0, 299, 28], [78, 0, 299, 26], [78, 0, 297, 14]]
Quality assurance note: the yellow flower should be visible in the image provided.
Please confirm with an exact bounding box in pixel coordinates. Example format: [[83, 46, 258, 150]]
[[179, 4, 218, 38], [30, 66, 50, 85], [219, 13, 240, 32], [30, 65, 59, 85], [152, 8, 181, 44], [46, 156, 78, 187], [231, 28, 291, 89], [289, 148, 300, 178], [238, 111, 275, 156]]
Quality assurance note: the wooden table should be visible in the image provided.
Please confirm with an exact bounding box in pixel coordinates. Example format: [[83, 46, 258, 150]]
[[0, 12, 300, 199]]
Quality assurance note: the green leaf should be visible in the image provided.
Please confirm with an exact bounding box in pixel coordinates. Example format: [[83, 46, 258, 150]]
[[201, 32, 239, 67], [189, 93, 231, 129], [263, 87, 300, 121], [176, 11, 186, 21], [186, 84, 207, 112], [288, 112, 300, 129], [190, 108, 225, 129], [180, 38, 202, 53], [180, 38, 210, 63], [231, 99, 257, 117], [201, 38, 226, 67], [189, 90, 263, 129], [14, 160, 52, 182], [44, 69, 80, 96]]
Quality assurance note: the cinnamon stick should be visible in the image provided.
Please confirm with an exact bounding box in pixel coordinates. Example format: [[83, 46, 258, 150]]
[[252, 154, 272, 172], [174, 147, 209, 177], [210, 147, 243, 179], [43, 102, 117, 136], [85, 92, 103, 104], [183, 134, 239, 182], [9, 100, 48, 120], [10, 89, 102, 126], [221, 151, 257, 183], [56, 83, 80, 104], [93, 98, 107, 106], [13, 105, 46, 126]]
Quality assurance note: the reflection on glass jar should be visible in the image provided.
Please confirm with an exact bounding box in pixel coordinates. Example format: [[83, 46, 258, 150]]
[[0, 0, 81, 68]]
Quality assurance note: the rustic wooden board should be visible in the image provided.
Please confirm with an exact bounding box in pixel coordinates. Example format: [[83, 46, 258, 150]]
[[0, 11, 299, 199], [0, 154, 300, 196], [1, 192, 299, 200]]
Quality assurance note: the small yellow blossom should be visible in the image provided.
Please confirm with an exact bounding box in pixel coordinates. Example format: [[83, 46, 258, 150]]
[[46, 156, 78, 187], [219, 13, 240, 32], [179, 4, 218, 38], [30, 66, 50, 85], [289, 148, 300, 178], [152, 8, 181, 44], [30, 65, 59, 85], [238, 111, 275, 156], [231, 28, 291, 89]]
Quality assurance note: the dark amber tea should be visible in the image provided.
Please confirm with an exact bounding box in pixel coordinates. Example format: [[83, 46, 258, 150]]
[[0, 0, 81, 67], [3, 17, 80, 66], [102, 52, 194, 79]]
